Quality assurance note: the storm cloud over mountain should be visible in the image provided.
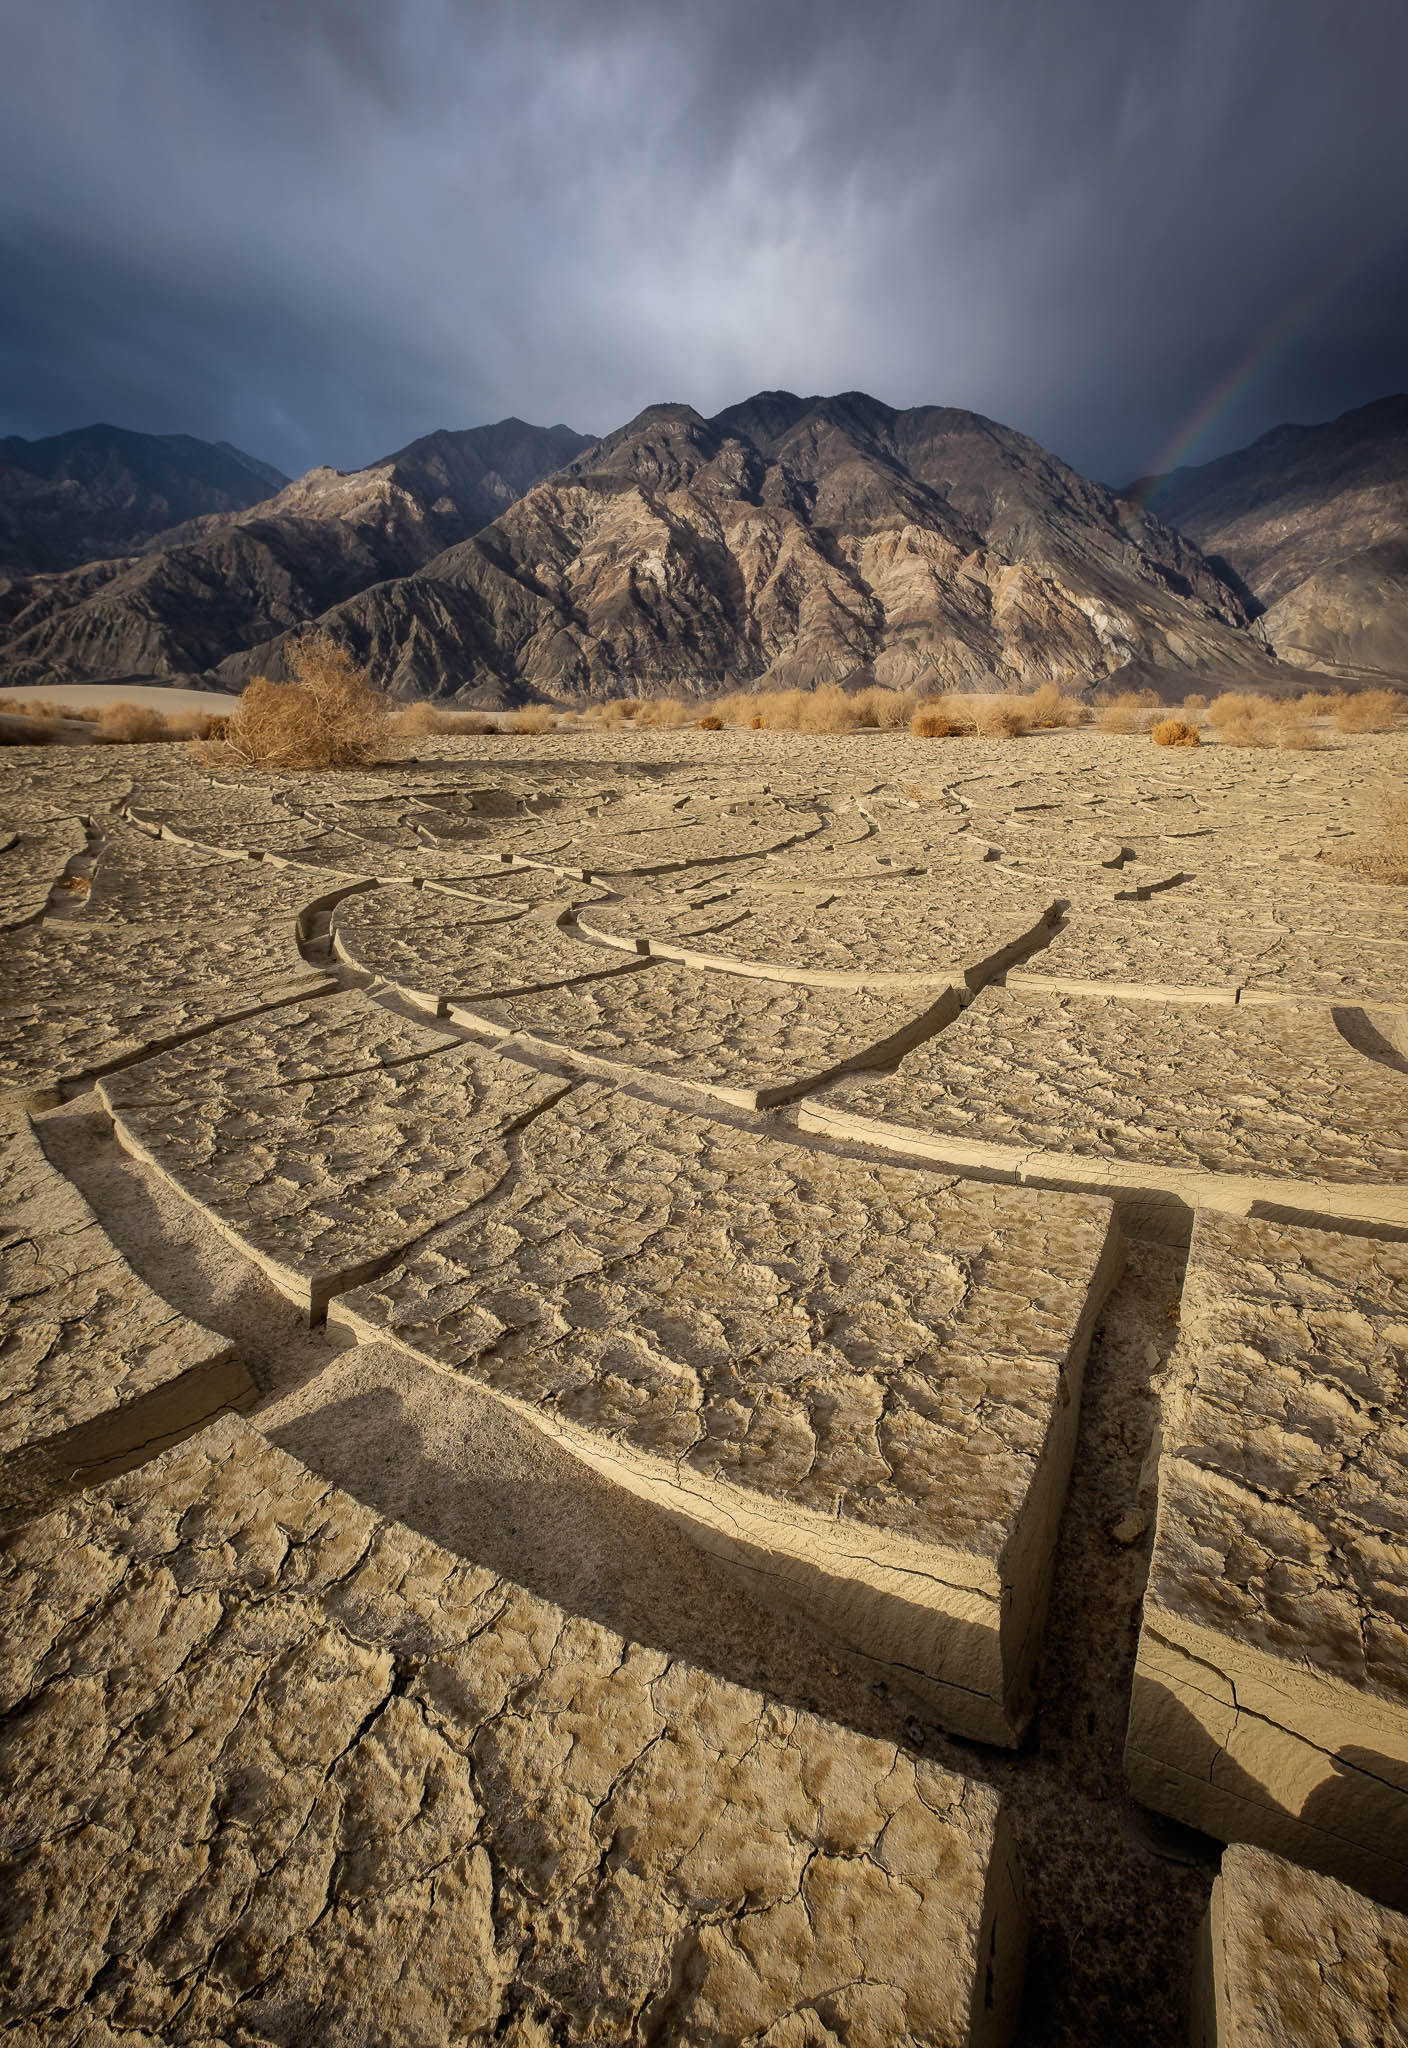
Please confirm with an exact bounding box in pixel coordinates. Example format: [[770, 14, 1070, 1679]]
[[2, 0, 1405, 486]]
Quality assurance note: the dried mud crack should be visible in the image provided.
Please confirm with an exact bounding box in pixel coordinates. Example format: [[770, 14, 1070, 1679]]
[[4, 724, 1407, 2046]]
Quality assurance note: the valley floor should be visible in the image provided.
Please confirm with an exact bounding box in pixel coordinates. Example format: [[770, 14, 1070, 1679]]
[[2, 721, 1406, 2047]]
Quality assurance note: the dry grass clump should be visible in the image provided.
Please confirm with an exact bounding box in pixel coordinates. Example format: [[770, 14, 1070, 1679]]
[[798, 684, 869, 733], [163, 709, 222, 740], [634, 697, 697, 729], [1097, 692, 1156, 734], [1334, 687, 1408, 732], [1180, 693, 1208, 713], [695, 683, 917, 732], [754, 688, 811, 732], [1206, 691, 1325, 749], [1021, 682, 1090, 728], [850, 686, 920, 730], [6, 697, 100, 722], [96, 701, 181, 743], [1290, 689, 1344, 719], [973, 696, 1031, 738], [387, 700, 504, 738], [1151, 717, 1201, 747], [388, 699, 453, 737], [910, 694, 977, 738], [697, 712, 723, 730], [1326, 781, 1408, 884], [196, 636, 391, 770], [506, 704, 555, 735], [1206, 693, 1274, 747]]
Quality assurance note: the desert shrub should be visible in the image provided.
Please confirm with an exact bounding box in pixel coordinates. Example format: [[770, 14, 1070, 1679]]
[[910, 696, 976, 738], [1021, 682, 1090, 728], [973, 696, 1031, 738], [160, 710, 212, 740], [7, 697, 99, 722], [97, 701, 175, 743], [709, 690, 754, 727], [1334, 688, 1408, 732], [506, 704, 555, 734], [389, 699, 454, 737], [1374, 784, 1408, 880], [1180, 692, 1208, 713], [749, 714, 764, 729], [1097, 692, 1155, 734], [584, 699, 631, 728], [1325, 781, 1408, 884], [1210, 712, 1273, 748], [850, 685, 919, 730], [1207, 692, 1264, 730], [797, 684, 866, 733], [637, 697, 696, 728], [1206, 692, 1327, 750], [1151, 717, 1201, 747], [387, 700, 504, 739], [1292, 690, 1344, 719], [197, 635, 391, 770], [1271, 708, 1324, 750], [751, 688, 807, 731], [0, 712, 65, 745], [697, 712, 723, 730]]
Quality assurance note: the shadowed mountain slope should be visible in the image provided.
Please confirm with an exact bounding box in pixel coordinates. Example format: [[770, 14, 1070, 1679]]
[[0, 419, 592, 686], [1126, 395, 1408, 679], [0, 424, 289, 576], [215, 391, 1274, 704]]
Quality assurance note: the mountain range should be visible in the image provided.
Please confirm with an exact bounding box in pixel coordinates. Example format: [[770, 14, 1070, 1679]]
[[0, 424, 288, 579], [0, 392, 1402, 701], [1126, 394, 1408, 681]]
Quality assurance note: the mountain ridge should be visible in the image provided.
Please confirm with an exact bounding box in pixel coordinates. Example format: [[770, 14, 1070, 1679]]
[[0, 423, 290, 574], [1119, 395, 1408, 677], [214, 389, 1270, 704], [0, 419, 593, 687]]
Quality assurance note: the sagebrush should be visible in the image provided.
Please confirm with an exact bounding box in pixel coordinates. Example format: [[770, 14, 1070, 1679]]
[[195, 638, 391, 770]]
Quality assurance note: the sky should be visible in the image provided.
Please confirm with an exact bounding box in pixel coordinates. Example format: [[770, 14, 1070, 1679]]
[[2, 0, 1405, 488]]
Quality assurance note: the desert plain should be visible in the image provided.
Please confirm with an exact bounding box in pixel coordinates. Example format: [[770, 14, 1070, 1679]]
[[3, 709, 1408, 2047]]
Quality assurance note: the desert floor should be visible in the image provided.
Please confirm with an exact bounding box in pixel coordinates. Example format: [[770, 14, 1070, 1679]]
[[3, 720, 1406, 2046]]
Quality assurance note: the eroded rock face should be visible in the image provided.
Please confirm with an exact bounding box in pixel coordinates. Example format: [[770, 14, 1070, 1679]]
[[0, 1415, 1026, 2046], [0, 420, 590, 687], [330, 1084, 1123, 1744], [212, 392, 1271, 702], [1135, 394, 1408, 679], [1194, 1844, 1408, 2048], [1127, 1213, 1408, 1909], [0, 1117, 251, 1523], [0, 424, 289, 578]]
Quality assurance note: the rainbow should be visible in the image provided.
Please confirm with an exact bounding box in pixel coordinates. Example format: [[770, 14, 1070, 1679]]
[[1120, 235, 1372, 533]]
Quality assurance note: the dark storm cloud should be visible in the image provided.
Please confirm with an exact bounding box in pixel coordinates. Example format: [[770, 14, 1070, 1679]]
[[2, 0, 1405, 484]]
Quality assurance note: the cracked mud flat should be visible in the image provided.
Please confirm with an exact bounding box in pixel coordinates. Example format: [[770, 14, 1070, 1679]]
[[1194, 1842, 1408, 2047], [0, 1418, 1024, 2047], [329, 1083, 1122, 1746], [807, 983, 1408, 1238], [2, 723, 1408, 2045], [1128, 1211, 1408, 1907]]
